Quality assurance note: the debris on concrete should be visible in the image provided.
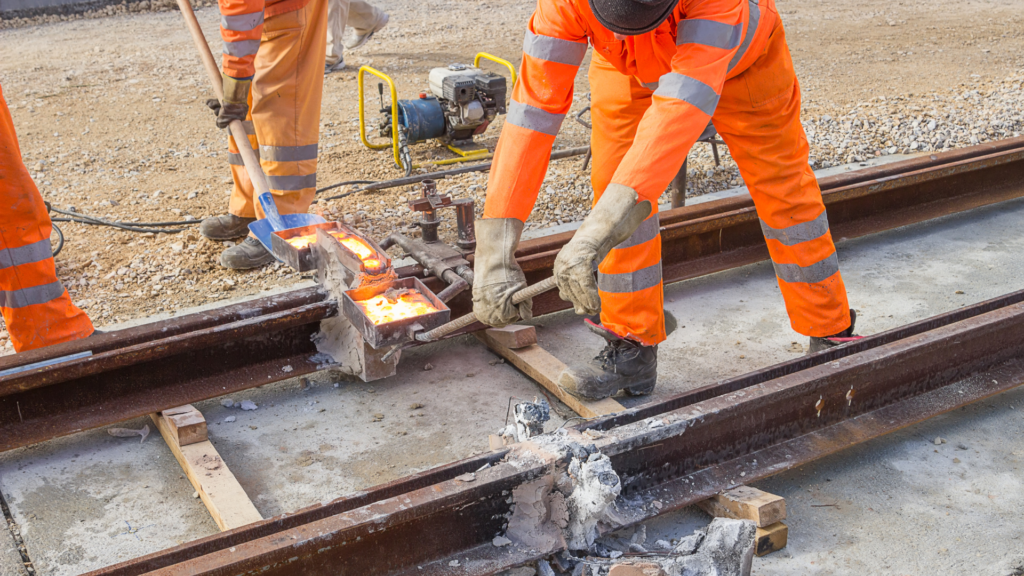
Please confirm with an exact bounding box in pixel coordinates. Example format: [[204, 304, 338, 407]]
[[455, 473, 476, 483], [498, 398, 552, 444], [106, 425, 149, 444], [582, 519, 756, 576], [492, 535, 512, 547], [240, 401, 258, 411], [224, 416, 236, 423], [220, 398, 234, 408]]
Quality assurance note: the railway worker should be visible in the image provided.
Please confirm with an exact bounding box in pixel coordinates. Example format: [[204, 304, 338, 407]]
[[472, 0, 860, 399], [324, 0, 389, 73], [0, 82, 96, 352], [199, 0, 329, 269]]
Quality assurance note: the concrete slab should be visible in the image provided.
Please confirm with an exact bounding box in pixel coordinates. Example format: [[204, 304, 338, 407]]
[[2, 178, 1023, 573], [536, 195, 1024, 407], [0, 527, 24, 576]]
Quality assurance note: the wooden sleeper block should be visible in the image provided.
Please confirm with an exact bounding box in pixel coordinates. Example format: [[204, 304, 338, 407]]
[[484, 325, 537, 349], [695, 485, 786, 528], [160, 405, 207, 446], [755, 522, 788, 557]]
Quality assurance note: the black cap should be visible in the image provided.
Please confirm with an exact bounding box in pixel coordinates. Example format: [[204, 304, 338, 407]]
[[588, 0, 677, 35]]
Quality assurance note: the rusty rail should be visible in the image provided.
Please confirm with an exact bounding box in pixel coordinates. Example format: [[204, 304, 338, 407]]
[[1, 137, 1023, 452], [87, 287, 1024, 575]]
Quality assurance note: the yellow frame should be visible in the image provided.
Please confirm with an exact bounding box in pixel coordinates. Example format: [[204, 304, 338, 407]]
[[357, 65, 403, 169], [473, 52, 517, 86]]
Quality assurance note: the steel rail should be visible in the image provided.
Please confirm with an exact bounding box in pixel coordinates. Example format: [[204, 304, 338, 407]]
[[86, 287, 1024, 575], [1, 137, 1023, 452]]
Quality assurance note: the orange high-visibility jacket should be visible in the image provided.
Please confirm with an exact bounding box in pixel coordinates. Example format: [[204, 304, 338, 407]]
[[484, 0, 777, 221], [218, 0, 311, 79]]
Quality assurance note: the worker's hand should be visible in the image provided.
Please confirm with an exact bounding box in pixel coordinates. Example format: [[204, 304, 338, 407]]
[[472, 218, 533, 327], [554, 183, 654, 316], [214, 73, 251, 130]]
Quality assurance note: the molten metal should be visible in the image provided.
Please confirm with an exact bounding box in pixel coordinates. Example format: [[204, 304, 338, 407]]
[[286, 231, 377, 263], [357, 288, 440, 325]]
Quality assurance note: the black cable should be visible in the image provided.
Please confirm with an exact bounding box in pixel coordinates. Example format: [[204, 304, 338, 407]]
[[49, 207, 200, 234], [314, 180, 377, 195], [50, 222, 64, 258]]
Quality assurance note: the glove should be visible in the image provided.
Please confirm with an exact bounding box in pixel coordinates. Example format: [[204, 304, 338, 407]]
[[214, 73, 251, 130], [553, 183, 653, 315], [472, 218, 533, 327]]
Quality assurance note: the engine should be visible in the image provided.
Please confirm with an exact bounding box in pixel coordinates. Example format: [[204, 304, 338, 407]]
[[377, 63, 508, 146], [427, 64, 507, 142]]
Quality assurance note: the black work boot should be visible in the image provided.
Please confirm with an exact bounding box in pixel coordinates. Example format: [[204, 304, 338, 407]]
[[200, 213, 256, 240], [808, 309, 863, 353], [220, 237, 275, 270], [559, 320, 658, 400]]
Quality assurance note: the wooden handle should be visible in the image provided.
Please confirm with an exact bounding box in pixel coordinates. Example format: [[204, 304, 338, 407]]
[[175, 0, 270, 197]]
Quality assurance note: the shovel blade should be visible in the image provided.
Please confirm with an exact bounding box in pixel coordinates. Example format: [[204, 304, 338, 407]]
[[248, 213, 328, 255]]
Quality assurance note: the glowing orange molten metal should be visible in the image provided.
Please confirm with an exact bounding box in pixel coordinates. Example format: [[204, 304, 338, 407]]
[[284, 231, 380, 267], [357, 289, 439, 325]]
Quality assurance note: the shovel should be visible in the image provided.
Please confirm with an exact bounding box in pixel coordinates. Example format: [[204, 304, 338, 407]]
[[175, 0, 325, 256]]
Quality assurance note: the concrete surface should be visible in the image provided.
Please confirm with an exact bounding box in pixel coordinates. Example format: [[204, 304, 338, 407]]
[[1, 526, 24, 576], [3, 192, 1024, 573]]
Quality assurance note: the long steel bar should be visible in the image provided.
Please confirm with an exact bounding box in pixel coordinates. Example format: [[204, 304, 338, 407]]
[[1, 138, 1022, 452], [86, 288, 1024, 575]]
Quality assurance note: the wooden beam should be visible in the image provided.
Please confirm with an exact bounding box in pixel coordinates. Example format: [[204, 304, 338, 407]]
[[151, 409, 262, 531], [475, 331, 624, 419], [754, 522, 788, 557], [695, 486, 786, 528]]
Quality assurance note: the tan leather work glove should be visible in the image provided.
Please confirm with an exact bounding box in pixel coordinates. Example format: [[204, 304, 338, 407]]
[[215, 73, 251, 130], [472, 218, 533, 327], [553, 183, 653, 315]]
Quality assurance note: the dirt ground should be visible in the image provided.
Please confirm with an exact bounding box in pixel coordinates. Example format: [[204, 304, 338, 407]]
[[0, 0, 1022, 350]]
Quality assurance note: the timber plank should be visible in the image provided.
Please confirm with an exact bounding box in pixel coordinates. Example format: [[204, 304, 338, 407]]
[[475, 331, 624, 419], [151, 409, 262, 531]]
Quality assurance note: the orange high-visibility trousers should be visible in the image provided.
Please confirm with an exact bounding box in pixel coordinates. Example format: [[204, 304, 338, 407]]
[[227, 0, 327, 221], [0, 83, 94, 352], [589, 18, 850, 344]]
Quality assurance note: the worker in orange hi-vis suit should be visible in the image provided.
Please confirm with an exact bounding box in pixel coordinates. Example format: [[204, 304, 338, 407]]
[[0, 83, 95, 352], [472, 0, 862, 400], [199, 0, 328, 269]]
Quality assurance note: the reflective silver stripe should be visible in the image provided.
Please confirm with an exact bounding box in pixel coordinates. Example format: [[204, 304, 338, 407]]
[[653, 73, 720, 116], [598, 262, 663, 294], [0, 239, 52, 270], [259, 144, 318, 162], [523, 31, 587, 66], [223, 39, 260, 58], [773, 252, 839, 284], [728, 0, 761, 72], [760, 211, 830, 246], [221, 11, 264, 32], [677, 19, 742, 50], [506, 100, 564, 136], [642, 80, 659, 91], [266, 174, 317, 191], [0, 280, 64, 309], [614, 215, 660, 250], [228, 152, 245, 165], [241, 120, 256, 135]]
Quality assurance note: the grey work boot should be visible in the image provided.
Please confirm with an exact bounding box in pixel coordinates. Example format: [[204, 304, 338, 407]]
[[559, 320, 658, 400], [808, 309, 863, 353], [220, 237, 275, 270], [200, 213, 256, 240]]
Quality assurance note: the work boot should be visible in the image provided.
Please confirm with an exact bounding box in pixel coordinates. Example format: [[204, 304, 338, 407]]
[[200, 213, 256, 240], [220, 237, 275, 270], [808, 309, 863, 353], [559, 320, 658, 400], [344, 12, 389, 50], [325, 57, 346, 74]]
